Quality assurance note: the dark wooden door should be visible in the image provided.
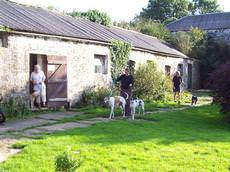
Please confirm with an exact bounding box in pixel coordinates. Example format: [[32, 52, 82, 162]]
[[47, 56, 67, 108], [188, 64, 192, 89]]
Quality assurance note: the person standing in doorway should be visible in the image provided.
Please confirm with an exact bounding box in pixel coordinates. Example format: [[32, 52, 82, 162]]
[[117, 68, 134, 117], [172, 71, 182, 103], [30, 64, 46, 110]]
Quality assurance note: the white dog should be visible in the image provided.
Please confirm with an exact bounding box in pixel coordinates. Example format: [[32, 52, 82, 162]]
[[104, 96, 126, 119], [130, 98, 145, 120]]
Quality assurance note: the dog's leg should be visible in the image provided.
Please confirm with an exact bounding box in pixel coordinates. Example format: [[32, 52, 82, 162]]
[[122, 104, 126, 118], [109, 105, 114, 119]]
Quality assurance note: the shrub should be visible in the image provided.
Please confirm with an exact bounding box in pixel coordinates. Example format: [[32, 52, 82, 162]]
[[132, 20, 172, 42], [208, 62, 230, 113], [133, 62, 172, 101], [68, 9, 112, 26], [0, 97, 31, 118], [55, 151, 80, 172], [80, 86, 111, 106]]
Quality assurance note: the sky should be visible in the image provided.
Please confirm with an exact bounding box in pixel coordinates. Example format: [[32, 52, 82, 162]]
[[11, 0, 230, 22]]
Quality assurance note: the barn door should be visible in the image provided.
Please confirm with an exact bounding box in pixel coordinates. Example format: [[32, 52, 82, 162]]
[[47, 56, 67, 108]]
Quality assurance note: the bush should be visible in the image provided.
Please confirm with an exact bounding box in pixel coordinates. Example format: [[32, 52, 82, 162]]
[[55, 151, 80, 172], [68, 9, 112, 26], [0, 97, 31, 118], [80, 86, 111, 106], [133, 62, 172, 101], [132, 20, 172, 42], [208, 62, 230, 113]]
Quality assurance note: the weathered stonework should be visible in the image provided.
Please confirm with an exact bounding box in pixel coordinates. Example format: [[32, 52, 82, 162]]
[[0, 33, 200, 106], [129, 50, 200, 89]]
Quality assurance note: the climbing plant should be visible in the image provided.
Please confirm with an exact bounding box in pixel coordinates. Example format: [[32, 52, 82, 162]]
[[110, 40, 132, 81]]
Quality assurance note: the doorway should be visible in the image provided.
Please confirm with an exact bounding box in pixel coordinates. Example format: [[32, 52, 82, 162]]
[[187, 64, 192, 89], [29, 54, 68, 108]]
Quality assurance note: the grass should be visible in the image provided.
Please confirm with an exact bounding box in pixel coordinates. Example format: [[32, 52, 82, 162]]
[[1, 105, 230, 172]]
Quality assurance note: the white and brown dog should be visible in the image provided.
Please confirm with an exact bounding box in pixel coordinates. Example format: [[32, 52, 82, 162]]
[[104, 93, 128, 119], [130, 98, 145, 120]]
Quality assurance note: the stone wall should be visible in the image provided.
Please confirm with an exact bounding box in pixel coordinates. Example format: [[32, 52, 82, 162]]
[[0, 33, 200, 106], [0, 34, 111, 105], [129, 51, 200, 90]]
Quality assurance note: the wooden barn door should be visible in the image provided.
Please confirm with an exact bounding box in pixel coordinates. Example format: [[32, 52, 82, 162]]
[[47, 56, 67, 108]]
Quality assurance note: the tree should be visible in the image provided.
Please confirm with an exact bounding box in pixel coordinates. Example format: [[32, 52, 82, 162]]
[[139, 0, 221, 23], [189, 0, 221, 15], [68, 9, 112, 26], [139, 0, 189, 23], [132, 20, 172, 42], [171, 27, 206, 56], [208, 62, 230, 114], [171, 31, 194, 55]]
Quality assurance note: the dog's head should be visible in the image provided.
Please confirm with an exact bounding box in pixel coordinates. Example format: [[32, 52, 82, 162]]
[[104, 97, 110, 104]]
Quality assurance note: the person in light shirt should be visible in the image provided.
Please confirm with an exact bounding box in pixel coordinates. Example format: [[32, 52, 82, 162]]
[[30, 64, 46, 110]]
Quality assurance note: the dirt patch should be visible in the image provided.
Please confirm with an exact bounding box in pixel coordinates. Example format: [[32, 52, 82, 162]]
[[0, 135, 22, 163]]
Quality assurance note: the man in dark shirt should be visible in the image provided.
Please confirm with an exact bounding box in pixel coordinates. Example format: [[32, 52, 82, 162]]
[[172, 71, 182, 103], [117, 68, 134, 117]]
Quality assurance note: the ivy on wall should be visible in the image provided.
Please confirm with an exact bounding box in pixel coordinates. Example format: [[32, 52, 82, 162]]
[[110, 40, 132, 81]]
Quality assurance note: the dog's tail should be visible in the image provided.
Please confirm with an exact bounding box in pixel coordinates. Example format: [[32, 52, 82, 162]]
[[124, 92, 129, 100], [120, 89, 129, 100]]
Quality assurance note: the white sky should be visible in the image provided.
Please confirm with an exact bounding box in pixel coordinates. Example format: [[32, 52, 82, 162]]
[[11, 0, 230, 22]]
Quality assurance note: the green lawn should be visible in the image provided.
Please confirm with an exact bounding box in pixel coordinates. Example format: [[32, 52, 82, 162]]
[[1, 105, 230, 172]]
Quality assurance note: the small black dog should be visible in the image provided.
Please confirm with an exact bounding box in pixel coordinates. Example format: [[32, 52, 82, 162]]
[[191, 95, 198, 106]]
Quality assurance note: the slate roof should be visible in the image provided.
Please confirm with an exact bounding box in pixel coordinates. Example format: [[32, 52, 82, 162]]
[[167, 12, 230, 32], [0, 0, 187, 58]]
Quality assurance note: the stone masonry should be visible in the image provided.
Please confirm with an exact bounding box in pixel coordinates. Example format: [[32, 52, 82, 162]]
[[0, 33, 200, 105]]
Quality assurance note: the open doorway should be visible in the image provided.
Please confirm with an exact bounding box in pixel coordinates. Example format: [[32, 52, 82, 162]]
[[29, 54, 68, 108], [187, 64, 193, 89]]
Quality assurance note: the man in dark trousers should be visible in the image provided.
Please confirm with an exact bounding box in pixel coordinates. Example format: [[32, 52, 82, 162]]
[[172, 71, 182, 103], [117, 68, 134, 117]]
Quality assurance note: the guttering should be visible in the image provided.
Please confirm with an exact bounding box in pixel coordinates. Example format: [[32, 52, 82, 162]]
[[10, 30, 190, 59]]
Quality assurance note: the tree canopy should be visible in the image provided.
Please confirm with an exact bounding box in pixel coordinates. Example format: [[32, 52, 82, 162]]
[[68, 9, 112, 26], [139, 0, 221, 23]]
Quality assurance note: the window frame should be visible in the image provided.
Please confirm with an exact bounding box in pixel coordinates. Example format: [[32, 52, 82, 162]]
[[177, 63, 184, 76], [94, 54, 108, 75], [165, 65, 171, 76]]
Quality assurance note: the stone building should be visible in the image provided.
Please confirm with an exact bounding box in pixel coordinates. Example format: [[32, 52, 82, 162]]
[[166, 12, 230, 43], [0, 0, 199, 107]]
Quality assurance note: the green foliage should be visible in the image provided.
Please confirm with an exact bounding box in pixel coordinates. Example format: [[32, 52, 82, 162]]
[[0, 25, 11, 32], [139, 0, 189, 23], [189, 0, 221, 15], [199, 36, 230, 87], [171, 31, 194, 55], [139, 0, 221, 23], [2, 105, 230, 172], [171, 27, 206, 56], [133, 61, 172, 101], [110, 40, 132, 81], [80, 87, 111, 106], [55, 150, 80, 172], [133, 20, 172, 41], [0, 97, 31, 118], [68, 9, 111, 26]]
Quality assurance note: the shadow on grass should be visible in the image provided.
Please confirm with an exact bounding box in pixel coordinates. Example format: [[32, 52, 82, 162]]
[[47, 105, 230, 145]]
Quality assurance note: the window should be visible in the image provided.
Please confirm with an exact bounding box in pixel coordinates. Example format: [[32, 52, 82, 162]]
[[165, 65, 171, 76], [94, 55, 108, 74], [177, 64, 183, 76], [0, 32, 8, 48]]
